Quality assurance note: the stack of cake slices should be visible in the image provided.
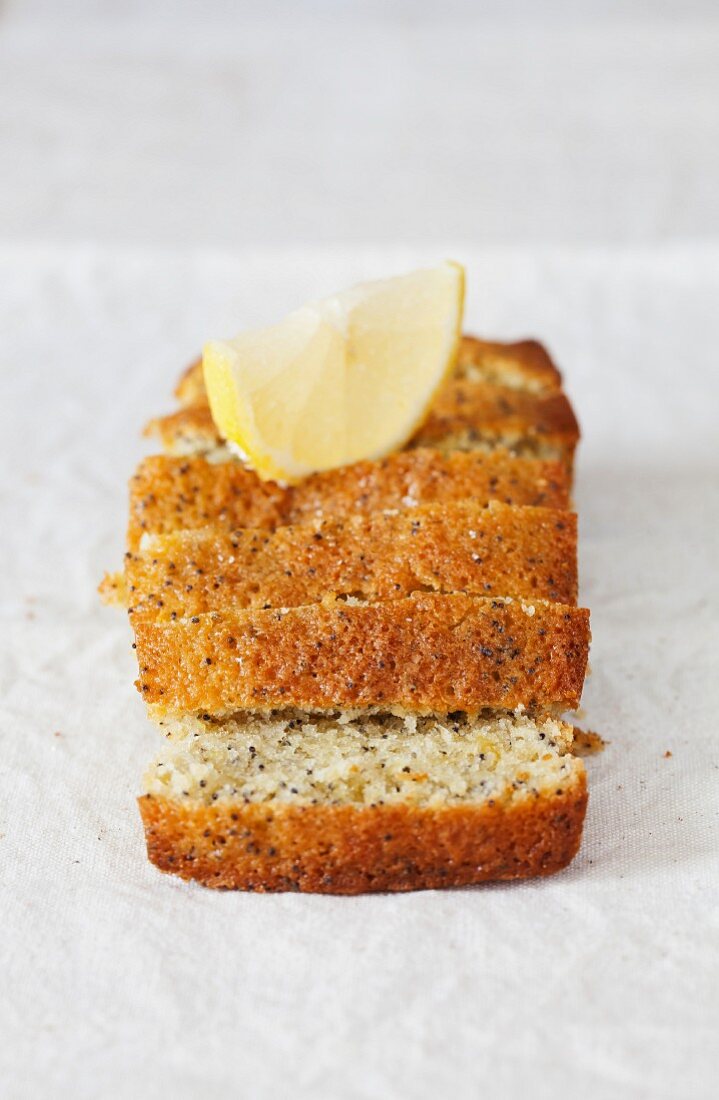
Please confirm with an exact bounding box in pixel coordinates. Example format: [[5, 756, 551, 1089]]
[[103, 335, 590, 893]]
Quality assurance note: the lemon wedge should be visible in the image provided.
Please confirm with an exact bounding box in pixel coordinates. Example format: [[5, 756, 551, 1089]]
[[202, 262, 465, 483]]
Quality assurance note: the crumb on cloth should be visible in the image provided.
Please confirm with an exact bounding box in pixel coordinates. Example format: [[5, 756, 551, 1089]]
[[572, 728, 605, 756]]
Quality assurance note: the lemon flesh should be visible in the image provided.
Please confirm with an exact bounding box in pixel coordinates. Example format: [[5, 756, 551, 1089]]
[[203, 261, 465, 483]]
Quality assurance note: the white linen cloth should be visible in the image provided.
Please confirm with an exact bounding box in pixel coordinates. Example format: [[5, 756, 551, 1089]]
[[1, 246, 718, 1100]]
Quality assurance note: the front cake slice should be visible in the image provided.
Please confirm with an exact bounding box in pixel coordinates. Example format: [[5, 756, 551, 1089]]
[[140, 709, 587, 893]]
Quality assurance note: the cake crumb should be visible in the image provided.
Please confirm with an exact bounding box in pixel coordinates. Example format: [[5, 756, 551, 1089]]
[[571, 728, 605, 756]]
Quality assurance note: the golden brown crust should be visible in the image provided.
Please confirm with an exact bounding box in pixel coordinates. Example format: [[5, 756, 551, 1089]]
[[133, 593, 590, 716], [286, 449, 571, 526], [127, 455, 290, 549], [456, 336, 563, 392], [127, 449, 571, 549], [138, 767, 588, 892], [127, 501, 578, 621]]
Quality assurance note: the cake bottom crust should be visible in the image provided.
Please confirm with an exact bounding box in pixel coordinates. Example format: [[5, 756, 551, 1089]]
[[139, 772, 587, 894]]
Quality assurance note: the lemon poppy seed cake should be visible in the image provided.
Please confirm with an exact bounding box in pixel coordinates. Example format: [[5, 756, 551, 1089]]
[[102, 265, 591, 892]]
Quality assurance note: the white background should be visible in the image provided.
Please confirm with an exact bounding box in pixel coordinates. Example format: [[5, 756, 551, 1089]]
[[1, 3, 718, 1099]]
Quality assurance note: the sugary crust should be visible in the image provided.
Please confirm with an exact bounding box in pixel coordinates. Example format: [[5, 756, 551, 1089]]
[[127, 455, 290, 549], [127, 449, 570, 549], [133, 594, 590, 716], [127, 501, 578, 621], [285, 449, 571, 527], [138, 765, 588, 893]]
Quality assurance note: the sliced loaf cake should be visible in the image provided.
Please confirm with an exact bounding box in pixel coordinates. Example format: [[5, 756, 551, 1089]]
[[105, 330, 591, 892]]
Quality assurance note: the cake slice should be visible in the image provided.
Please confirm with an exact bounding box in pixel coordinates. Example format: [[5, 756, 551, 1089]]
[[127, 448, 570, 549], [112, 501, 576, 618], [133, 593, 589, 719], [139, 709, 587, 893]]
